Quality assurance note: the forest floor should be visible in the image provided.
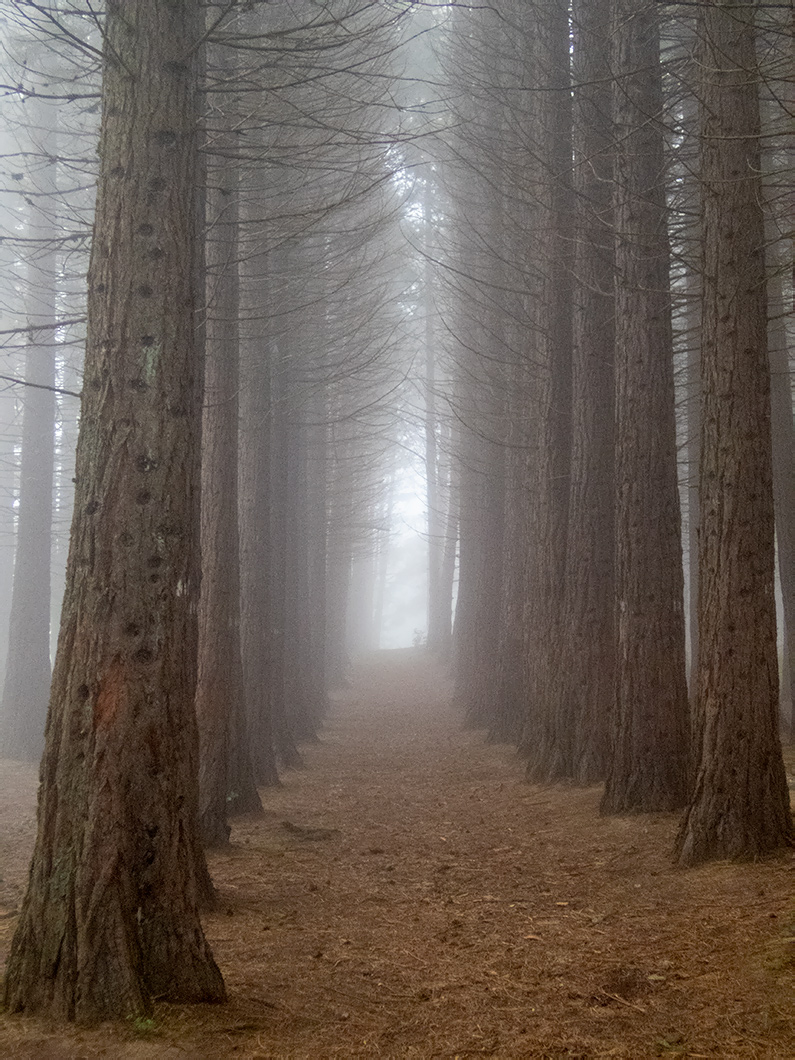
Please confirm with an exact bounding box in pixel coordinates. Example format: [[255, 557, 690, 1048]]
[[1, 649, 794, 1059]]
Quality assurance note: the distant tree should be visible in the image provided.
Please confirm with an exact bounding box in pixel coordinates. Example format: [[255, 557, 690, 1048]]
[[268, 310, 305, 765], [439, 5, 508, 729], [0, 1, 101, 725], [540, 0, 615, 782], [238, 240, 280, 786], [760, 18, 795, 733], [223, 0, 410, 738], [0, 97, 57, 761], [237, 133, 289, 777], [676, 0, 794, 864], [521, 0, 575, 780], [770, 261, 795, 737], [489, 7, 543, 746], [196, 41, 263, 845], [454, 391, 504, 729], [423, 178, 448, 657], [600, 0, 690, 814], [3, 0, 225, 1020]]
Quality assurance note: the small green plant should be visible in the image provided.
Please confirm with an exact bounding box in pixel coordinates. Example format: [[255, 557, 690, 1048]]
[[128, 1015, 159, 1037]]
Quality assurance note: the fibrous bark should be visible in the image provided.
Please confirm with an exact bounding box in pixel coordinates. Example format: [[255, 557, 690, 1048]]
[[527, 0, 613, 781], [3, 0, 225, 1021], [601, 0, 690, 814], [676, 0, 794, 864], [522, 0, 574, 778]]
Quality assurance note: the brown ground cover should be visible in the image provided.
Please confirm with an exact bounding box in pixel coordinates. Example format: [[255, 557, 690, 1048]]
[[1, 650, 794, 1059]]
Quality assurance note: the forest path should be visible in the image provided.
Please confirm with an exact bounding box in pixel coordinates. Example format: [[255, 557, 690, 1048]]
[[1, 649, 794, 1059]]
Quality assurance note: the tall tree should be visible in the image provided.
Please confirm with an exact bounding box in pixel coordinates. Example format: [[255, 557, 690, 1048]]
[[489, 7, 543, 746], [0, 98, 57, 760], [600, 0, 690, 814], [196, 59, 262, 845], [521, 0, 615, 780], [3, 0, 225, 1020], [238, 136, 280, 786], [769, 266, 795, 735], [520, 0, 587, 781], [557, 0, 615, 782], [761, 25, 795, 732], [441, 5, 508, 728], [676, 0, 794, 864], [239, 254, 280, 786]]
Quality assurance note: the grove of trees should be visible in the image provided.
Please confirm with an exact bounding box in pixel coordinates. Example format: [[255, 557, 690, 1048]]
[[0, 0, 792, 1024]]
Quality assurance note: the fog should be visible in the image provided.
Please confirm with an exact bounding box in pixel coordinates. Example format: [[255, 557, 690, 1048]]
[[376, 465, 430, 651]]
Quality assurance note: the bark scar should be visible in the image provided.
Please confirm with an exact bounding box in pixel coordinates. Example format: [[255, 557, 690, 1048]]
[[93, 657, 127, 730]]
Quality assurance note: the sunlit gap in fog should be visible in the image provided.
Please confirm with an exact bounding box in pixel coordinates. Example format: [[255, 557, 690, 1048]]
[[379, 460, 427, 649], [345, 458, 433, 655]]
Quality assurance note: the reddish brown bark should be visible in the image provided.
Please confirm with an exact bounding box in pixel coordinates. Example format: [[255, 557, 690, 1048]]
[[600, 0, 690, 814], [2, 0, 224, 1021], [522, 0, 574, 776], [676, 0, 794, 864], [527, 0, 611, 781]]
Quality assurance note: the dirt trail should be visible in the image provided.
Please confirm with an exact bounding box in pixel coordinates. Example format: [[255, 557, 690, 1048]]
[[1, 650, 794, 1058]]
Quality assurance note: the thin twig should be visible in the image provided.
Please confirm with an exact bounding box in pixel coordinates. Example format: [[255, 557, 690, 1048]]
[[0, 374, 81, 398]]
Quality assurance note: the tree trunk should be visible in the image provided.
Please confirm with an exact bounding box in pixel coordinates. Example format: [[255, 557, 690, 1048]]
[[238, 174, 280, 788], [306, 395, 330, 718], [196, 97, 262, 847], [601, 0, 690, 814], [454, 397, 504, 730], [485, 9, 539, 747], [492, 351, 535, 746], [284, 416, 319, 742], [239, 330, 280, 786], [423, 177, 447, 655], [371, 483, 393, 652], [270, 340, 302, 767], [763, 98, 795, 735], [0, 234, 17, 686], [522, 0, 574, 779], [0, 101, 57, 761], [528, 0, 612, 781], [680, 85, 701, 701], [770, 286, 795, 733], [676, 0, 794, 864], [437, 418, 458, 663], [3, 0, 225, 1021]]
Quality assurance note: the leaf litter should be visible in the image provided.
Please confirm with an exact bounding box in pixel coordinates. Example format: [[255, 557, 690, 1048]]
[[1, 649, 794, 1058]]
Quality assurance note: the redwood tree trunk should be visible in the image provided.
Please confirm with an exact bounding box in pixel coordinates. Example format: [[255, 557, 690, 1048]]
[[196, 102, 262, 846], [423, 177, 448, 655], [600, 0, 690, 814], [239, 331, 280, 786], [454, 398, 504, 729], [3, 0, 225, 1021], [559, 0, 615, 783], [522, 0, 574, 779], [676, 0, 794, 864], [239, 175, 279, 787], [269, 342, 302, 767], [284, 416, 319, 742]]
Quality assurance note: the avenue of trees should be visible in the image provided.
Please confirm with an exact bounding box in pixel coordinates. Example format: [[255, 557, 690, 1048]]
[[0, 0, 792, 1025]]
